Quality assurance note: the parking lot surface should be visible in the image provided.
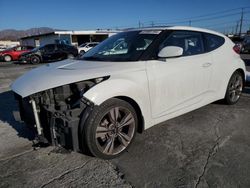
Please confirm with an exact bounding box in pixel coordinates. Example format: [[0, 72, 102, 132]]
[[0, 56, 250, 188]]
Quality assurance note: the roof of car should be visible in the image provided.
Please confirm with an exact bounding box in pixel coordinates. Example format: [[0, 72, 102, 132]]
[[127, 26, 226, 38]]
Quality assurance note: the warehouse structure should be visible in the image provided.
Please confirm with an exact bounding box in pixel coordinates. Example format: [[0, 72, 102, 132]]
[[20, 30, 118, 47]]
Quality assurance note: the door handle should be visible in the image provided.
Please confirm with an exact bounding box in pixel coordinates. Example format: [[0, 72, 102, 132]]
[[202, 62, 212, 68]]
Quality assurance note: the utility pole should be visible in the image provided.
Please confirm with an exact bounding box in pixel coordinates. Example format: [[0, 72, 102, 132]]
[[235, 21, 239, 35], [151, 21, 155, 27], [239, 8, 244, 36], [189, 20, 191, 26]]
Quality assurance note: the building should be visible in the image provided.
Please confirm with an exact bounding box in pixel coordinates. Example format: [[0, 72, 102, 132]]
[[0, 40, 20, 47], [20, 30, 118, 47]]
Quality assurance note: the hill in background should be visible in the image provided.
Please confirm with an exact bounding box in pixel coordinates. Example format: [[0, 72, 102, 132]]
[[0, 27, 54, 41]]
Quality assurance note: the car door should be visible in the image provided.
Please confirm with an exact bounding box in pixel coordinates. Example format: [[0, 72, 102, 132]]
[[54, 44, 66, 60], [12, 46, 24, 60], [42, 44, 56, 61], [146, 30, 213, 118]]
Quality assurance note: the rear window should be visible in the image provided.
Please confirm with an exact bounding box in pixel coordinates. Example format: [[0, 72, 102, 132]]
[[204, 33, 225, 52]]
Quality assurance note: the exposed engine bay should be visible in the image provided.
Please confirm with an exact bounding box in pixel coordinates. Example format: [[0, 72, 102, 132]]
[[14, 77, 109, 151]]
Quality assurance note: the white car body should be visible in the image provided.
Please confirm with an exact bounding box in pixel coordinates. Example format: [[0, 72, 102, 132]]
[[11, 26, 246, 158], [77, 42, 99, 53]]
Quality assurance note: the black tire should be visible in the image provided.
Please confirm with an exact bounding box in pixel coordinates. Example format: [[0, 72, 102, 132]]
[[4, 55, 12, 62], [81, 98, 138, 159], [30, 56, 40, 64], [224, 71, 244, 105], [67, 53, 74, 59]]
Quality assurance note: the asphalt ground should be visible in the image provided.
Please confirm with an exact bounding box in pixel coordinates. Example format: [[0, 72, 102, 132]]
[[0, 55, 250, 188]]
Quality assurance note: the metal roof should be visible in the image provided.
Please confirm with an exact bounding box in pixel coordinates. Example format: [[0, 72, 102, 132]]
[[21, 30, 119, 39]]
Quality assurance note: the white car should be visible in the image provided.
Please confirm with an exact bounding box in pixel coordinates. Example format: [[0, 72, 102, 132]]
[[78, 42, 99, 54], [12, 26, 246, 159]]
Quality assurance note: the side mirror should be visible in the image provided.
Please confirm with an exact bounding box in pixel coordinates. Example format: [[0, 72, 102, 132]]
[[158, 46, 183, 58]]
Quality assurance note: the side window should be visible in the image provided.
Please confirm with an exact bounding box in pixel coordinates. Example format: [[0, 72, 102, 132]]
[[15, 46, 22, 51], [27, 46, 34, 50], [21, 46, 27, 50], [204, 33, 225, 52], [159, 31, 204, 56], [44, 44, 55, 52]]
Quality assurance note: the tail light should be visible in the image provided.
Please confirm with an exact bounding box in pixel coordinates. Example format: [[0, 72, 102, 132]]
[[233, 44, 241, 54]]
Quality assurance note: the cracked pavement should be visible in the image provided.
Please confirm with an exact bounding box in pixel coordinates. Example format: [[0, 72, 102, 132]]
[[1, 56, 250, 188]]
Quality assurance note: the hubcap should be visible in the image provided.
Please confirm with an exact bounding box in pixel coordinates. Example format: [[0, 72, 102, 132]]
[[95, 107, 135, 155], [32, 57, 38, 63], [5, 56, 11, 62], [229, 75, 243, 103]]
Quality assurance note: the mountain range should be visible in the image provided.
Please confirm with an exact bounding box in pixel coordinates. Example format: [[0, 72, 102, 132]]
[[0, 27, 54, 41]]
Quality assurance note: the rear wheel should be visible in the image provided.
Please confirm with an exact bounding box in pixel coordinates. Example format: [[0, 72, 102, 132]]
[[79, 50, 85, 55], [81, 98, 138, 159], [67, 53, 74, 59], [4, 55, 12, 62], [224, 71, 243, 105], [30, 56, 40, 64]]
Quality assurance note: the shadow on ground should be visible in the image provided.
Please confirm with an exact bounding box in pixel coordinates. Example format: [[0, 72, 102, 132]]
[[0, 90, 35, 140]]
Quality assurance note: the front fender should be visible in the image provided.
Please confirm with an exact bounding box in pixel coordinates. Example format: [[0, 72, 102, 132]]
[[83, 78, 153, 129]]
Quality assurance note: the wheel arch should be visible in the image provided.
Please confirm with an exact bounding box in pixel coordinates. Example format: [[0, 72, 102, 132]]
[[4, 53, 13, 60], [235, 68, 246, 86], [115, 96, 144, 133], [83, 78, 151, 131]]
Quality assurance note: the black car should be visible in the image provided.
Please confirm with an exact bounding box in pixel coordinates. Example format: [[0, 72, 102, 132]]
[[19, 44, 78, 64]]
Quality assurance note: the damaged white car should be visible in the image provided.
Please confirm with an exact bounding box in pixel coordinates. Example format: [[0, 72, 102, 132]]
[[11, 26, 246, 159]]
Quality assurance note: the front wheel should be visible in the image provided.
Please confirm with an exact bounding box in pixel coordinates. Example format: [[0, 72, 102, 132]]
[[81, 98, 138, 159], [4, 55, 12, 62], [224, 71, 244, 105], [67, 53, 74, 59], [30, 56, 40, 64]]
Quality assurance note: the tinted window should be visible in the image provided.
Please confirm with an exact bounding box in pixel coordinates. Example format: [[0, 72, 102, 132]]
[[60, 44, 73, 50], [21, 46, 28, 50], [44, 44, 55, 52], [159, 31, 204, 56], [27, 46, 34, 50], [88, 43, 97, 47], [204, 33, 225, 52]]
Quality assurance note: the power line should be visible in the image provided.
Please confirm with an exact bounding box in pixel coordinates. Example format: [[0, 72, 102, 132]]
[[153, 11, 250, 26], [141, 6, 250, 26]]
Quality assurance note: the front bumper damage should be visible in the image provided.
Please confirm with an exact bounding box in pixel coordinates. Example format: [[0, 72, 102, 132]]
[[13, 81, 97, 152]]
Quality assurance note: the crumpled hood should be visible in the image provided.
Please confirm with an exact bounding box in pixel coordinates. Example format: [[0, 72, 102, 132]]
[[11, 59, 145, 97]]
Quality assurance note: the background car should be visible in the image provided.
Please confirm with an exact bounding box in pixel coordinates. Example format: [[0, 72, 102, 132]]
[[19, 43, 78, 64], [78, 42, 99, 54], [0, 45, 7, 52], [0, 45, 34, 62], [241, 36, 250, 53]]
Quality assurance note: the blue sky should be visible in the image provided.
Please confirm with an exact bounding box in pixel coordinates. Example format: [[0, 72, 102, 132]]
[[0, 0, 250, 33]]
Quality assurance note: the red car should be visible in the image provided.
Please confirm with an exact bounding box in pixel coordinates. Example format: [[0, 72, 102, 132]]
[[0, 45, 34, 62]]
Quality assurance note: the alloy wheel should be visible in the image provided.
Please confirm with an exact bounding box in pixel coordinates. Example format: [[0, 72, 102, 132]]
[[95, 106, 135, 155], [228, 74, 243, 103]]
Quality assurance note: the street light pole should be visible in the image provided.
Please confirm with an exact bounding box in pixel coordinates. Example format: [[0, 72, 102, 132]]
[[239, 8, 244, 36]]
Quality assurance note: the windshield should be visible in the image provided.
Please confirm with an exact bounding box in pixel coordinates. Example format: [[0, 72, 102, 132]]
[[79, 43, 87, 47], [80, 30, 161, 61], [30, 44, 46, 52]]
